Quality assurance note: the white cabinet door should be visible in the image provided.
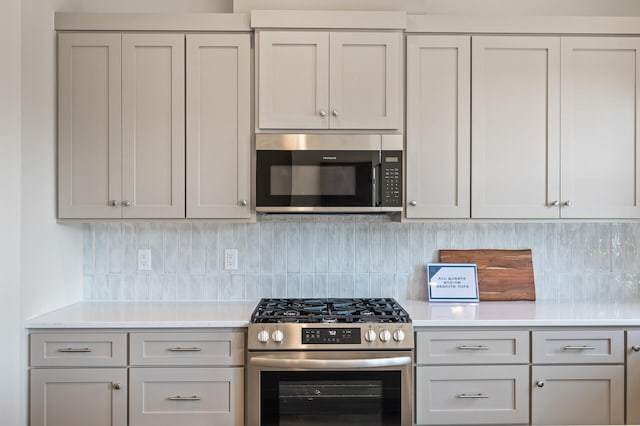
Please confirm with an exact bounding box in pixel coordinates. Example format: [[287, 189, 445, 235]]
[[329, 32, 401, 130], [472, 36, 561, 219], [186, 34, 251, 218], [406, 35, 470, 218], [30, 368, 127, 426], [129, 367, 244, 426], [122, 34, 185, 218], [57, 33, 122, 219], [531, 365, 624, 425], [258, 31, 329, 129], [560, 37, 640, 218], [627, 330, 640, 424]]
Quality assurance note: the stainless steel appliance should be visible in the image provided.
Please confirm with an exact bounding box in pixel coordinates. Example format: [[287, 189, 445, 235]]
[[247, 298, 414, 426], [256, 134, 403, 213]]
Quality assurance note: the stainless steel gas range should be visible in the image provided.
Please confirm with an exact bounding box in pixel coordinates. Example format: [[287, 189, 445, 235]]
[[246, 298, 414, 426]]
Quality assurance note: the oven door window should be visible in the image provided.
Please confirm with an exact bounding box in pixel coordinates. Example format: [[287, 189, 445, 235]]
[[256, 150, 378, 207], [260, 371, 401, 426]]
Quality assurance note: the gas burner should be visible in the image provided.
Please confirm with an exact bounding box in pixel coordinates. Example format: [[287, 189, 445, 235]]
[[250, 298, 411, 324]]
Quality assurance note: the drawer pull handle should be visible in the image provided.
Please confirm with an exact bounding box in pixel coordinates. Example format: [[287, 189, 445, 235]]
[[458, 393, 489, 399], [58, 347, 92, 353], [457, 345, 489, 350], [563, 345, 596, 351], [113, 383, 122, 390], [167, 347, 202, 352], [632, 345, 640, 352], [168, 395, 201, 401]]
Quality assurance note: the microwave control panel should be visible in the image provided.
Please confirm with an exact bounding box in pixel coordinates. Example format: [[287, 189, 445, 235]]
[[381, 151, 402, 207]]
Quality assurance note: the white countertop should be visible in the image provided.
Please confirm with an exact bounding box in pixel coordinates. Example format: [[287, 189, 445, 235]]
[[24, 300, 640, 329]]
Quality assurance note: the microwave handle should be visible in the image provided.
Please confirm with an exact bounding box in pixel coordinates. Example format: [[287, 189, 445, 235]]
[[373, 162, 381, 207], [250, 355, 412, 370]]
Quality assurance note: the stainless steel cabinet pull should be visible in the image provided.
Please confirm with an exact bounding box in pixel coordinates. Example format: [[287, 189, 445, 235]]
[[409, 200, 417, 207], [535, 380, 545, 388], [108, 200, 118, 207], [458, 393, 489, 399], [562, 200, 572, 207], [239, 199, 248, 207], [457, 345, 489, 350], [113, 383, 121, 390], [58, 347, 92, 353], [548, 201, 559, 207], [168, 347, 202, 352], [331, 109, 339, 117], [563, 345, 596, 350], [632, 345, 640, 352], [168, 395, 201, 401], [319, 110, 327, 117], [121, 200, 131, 207]]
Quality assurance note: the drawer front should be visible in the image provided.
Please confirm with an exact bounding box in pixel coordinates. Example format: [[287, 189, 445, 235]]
[[532, 330, 624, 364], [130, 332, 244, 366], [416, 365, 529, 425], [129, 367, 244, 426], [416, 330, 529, 364], [30, 333, 127, 367]]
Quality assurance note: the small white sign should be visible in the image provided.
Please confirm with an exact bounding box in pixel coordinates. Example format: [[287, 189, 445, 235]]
[[427, 263, 479, 302]]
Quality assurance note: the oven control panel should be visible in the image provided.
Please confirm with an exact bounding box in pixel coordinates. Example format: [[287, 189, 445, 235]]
[[248, 323, 414, 350], [302, 328, 361, 345]]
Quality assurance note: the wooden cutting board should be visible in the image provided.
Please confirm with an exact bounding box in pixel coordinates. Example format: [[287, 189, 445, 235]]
[[438, 249, 536, 301]]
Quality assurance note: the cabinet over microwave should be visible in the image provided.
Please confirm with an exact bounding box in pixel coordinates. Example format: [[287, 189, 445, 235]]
[[256, 134, 403, 213]]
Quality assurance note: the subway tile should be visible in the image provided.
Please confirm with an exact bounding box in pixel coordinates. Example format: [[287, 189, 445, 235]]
[[161, 273, 177, 302], [218, 272, 232, 301], [176, 273, 191, 301], [313, 274, 328, 298], [273, 274, 287, 297], [94, 224, 108, 274], [341, 222, 356, 273], [354, 221, 370, 273], [355, 273, 369, 297], [286, 221, 301, 273], [191, 224, 206, 275], [108, 224, 122, 273], [246, 223, 261, 273], [396, 224, 410, 273], [149, 272, 163, 301], [314, 221, 329, 273], [122, 273, 136, 301], [369, 222, 383, 273], [163, 224, 178, 274], [340, 274, 355, 298], [108, 274, 122, 301], [135, 272, 150, 302], [190, 274, 205, 301], [273, 222, 287, 273], [177, 224, 191, 274], [82, 224, 95, 275], [286, 274, 301, 298], [149, 224, 164, 273], [259, 222, 274, 273], [94, 274, 109, 300], [82, 274, 94, 301], [122, 223, 136, 273], [300, 274, 314, 298], [260, 274, 273, 298], [234, 224, 248, 273], [231, 274, 245, 300], [327, 273, 342, 295], [370, 273, 382, 297], [328, 222, 343, 273], [245, 274, 260, 301]]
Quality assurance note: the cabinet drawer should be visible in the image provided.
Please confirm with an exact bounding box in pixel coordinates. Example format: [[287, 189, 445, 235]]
[[532, 330, 624, 364], [30, 333, 127, 367], [416, 330, 529, 364], [129, 367, 243, 426], [416, 365, 529, 425], [130, 332, 244, 366]]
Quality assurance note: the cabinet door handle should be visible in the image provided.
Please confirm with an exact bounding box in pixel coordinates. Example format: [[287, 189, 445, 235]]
[[535, 380, 545, 388], [113, 383, 122, 390], [457, 393, 489, 399], [331, 109, 339, 117], [168, 395, 201, 401], [632, 345, 640, 352], [409, 200, 417, 207], [121, 200, 131, 207], [239, 199, 248, 207], [319, 110, 327, 117], [108, 200, 118, 207], [457, 345, 489, 350], [562, 200, 572, 207], [563, 345, 596, 350], [548, 201, 559, 207], [57, 347, 92, 353], [167, 347, 202, 352]]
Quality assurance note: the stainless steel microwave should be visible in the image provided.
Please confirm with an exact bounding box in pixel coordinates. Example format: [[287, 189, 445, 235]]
[[256, 134, 403, 213]]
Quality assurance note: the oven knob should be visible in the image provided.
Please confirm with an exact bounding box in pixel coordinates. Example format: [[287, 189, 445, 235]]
[[379, 329, 391, 342], [257, 329, 270, 343], [272, 329, 284, 343], [393, 329, 406, 342], [364, 329, 377, 343]]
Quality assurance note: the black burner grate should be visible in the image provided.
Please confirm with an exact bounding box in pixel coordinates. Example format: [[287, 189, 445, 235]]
[[250, 298, 411, 324]]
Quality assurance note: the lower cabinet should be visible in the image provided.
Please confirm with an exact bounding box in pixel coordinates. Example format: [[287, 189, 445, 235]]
[[29, 329, 245, 426], [531, 365, 624, 425], [627, 330, 640, 424], [129, 367, 243, 426], [30, 368, 127, 426], [416, 365, 529, 425]]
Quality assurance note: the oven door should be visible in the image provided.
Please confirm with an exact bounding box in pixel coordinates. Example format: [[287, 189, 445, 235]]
[[247, 351, 413, 426]]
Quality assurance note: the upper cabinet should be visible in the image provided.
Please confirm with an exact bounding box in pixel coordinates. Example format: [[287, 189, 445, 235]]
[[57, 22, 253, 220], [186, 34, 252, 219], [257, 30, 402, 130], [471, 36, 640, 219], [560, 37, 640, 219], [58, 33, 186, 219], [471, 36, 561, 219], [405, 35, 470, 218]]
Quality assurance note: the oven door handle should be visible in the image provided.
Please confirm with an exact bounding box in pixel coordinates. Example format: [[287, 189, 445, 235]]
[[250, 355, 412, 369]]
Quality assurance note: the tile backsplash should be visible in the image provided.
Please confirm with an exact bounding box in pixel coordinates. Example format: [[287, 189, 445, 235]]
[[83, 216, 640, 303]]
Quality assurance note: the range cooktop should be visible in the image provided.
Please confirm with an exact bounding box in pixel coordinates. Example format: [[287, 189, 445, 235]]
[[250, 298, 412, 324]]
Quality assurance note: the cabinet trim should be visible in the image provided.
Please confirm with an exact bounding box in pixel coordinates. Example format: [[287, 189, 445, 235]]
[[55, 13, 251, 31]]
